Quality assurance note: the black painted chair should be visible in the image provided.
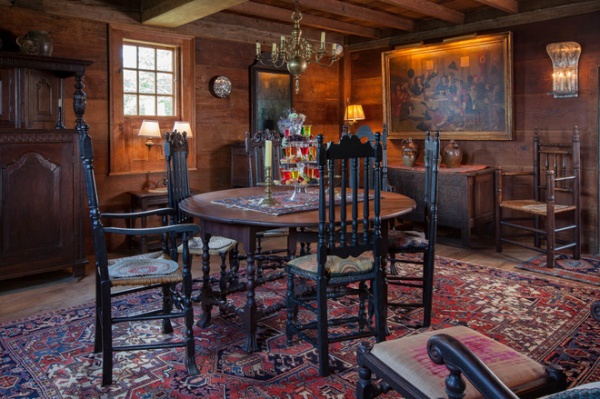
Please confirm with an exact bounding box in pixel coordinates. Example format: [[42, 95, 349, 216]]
[[285, 133, 386, 376], [386, 130, 440, 327], [356, 325, 567, 399], [496, 127, 581, 268], [165, 130, 238, 276], [79, 125, 200, 386]]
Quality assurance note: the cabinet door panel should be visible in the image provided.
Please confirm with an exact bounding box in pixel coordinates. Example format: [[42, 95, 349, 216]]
[[0, 138, 80, 277]]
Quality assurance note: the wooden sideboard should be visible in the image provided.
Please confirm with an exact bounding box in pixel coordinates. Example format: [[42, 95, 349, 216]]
[[388, 164, 495, 247], [0, 52, 92, 280]]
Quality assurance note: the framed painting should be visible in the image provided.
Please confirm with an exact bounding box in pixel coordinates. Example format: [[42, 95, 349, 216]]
[[250, 61, 292, 134], [382, 32, 513, 140]]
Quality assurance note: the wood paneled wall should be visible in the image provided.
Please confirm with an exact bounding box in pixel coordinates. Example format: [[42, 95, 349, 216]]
[[349, 12, 600, 253], [0, 5, 598, 253], [0, 6, 342, 252]]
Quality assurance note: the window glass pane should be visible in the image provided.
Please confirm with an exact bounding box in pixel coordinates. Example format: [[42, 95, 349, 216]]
[[139, 95, 156, 115], [124, 94, 138, 115], [138, 47, 155, 70], [138, 71, 156, 94], [157, 49, 173, 72], [157, 96, 173, 116], [157, 73, 173, 94], [123, 45, 137, 69], [123, 69, 137, 93]]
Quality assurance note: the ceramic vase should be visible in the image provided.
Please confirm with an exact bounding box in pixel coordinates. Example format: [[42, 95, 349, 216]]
[[401, 138, 419, 167], [16, 31, 53, 56], [443, 139, 463, 168]]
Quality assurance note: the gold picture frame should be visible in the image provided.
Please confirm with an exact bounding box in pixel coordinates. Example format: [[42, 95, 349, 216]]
[[383, 32, 513, 140]]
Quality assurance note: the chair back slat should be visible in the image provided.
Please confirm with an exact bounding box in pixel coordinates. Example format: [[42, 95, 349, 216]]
[[316, 134, 382, 268]]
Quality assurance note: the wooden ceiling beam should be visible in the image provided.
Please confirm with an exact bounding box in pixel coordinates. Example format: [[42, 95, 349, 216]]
[[140, 0, 249, 27], [473, 0, 518, 14], [284, 0, 416, 31], [378, 0, 464, 24], [230, 2, 380, 39]]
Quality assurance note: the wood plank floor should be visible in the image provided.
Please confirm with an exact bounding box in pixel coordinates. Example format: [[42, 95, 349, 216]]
[[0, 231, 590, 324]]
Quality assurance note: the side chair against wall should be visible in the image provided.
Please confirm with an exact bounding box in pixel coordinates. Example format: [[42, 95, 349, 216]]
[[78, 125, 200, 386], [285, 133, 386, 377], [356, 325, 567, 399], [386, 131, 440, 328], [496, 127, 581, 268], [165, 130, 238, 278]]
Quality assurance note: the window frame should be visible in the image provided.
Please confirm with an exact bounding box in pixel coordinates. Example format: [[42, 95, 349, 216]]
[[109, 23, 195, 175]]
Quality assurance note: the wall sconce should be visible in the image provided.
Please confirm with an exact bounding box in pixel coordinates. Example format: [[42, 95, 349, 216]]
[[173, 121, 193, 137], [344, 104, 365, 133], [546, 41, 581, 98], [138, 120, 162, 150]]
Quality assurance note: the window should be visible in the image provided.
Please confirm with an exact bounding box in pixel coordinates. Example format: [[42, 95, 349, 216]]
[[123, 43, 176, 116], [109, 24, 195, 175]]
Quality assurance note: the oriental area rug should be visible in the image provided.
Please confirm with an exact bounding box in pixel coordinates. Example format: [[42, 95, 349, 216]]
[[1, 257, 598, 399], [516, 253, 600, 286]]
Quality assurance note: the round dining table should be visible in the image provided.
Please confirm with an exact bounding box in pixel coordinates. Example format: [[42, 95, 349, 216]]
[[179, 185, 416, 352]]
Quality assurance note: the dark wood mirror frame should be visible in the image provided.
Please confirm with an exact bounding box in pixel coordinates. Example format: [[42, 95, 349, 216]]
[[250, 58, 293, 135]]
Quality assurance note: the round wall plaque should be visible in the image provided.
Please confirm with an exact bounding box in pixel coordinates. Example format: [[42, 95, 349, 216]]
[[210, 76, 232, 98]]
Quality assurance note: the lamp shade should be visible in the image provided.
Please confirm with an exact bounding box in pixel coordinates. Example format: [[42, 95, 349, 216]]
[[138, 120, 162, 138], [345, 104, 365, 121], [173, 121, 193, 137]]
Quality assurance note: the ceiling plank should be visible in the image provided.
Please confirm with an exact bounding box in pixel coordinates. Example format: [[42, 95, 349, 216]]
[[230, 2, 380, 39], [378, 0, 464, 24], [349, 0, 600, 51], [473, 0, 518, 14], [286, 0, 416, 31], [140, 0, 249, 27]]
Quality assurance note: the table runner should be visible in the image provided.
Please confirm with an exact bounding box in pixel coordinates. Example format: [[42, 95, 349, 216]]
[[212, 189, 321, 216], [212, 189, 372, 216]]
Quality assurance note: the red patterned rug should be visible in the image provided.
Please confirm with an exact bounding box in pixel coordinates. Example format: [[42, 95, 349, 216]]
[[516, 253, 600, 286], [1, 256, 598, 398]]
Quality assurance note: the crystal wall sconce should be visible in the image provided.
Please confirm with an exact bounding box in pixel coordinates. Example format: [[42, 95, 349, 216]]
[[546, 41, 581, 98]]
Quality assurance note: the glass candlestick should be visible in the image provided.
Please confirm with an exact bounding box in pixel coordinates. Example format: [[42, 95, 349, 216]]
[[259, 166, 278, 206]]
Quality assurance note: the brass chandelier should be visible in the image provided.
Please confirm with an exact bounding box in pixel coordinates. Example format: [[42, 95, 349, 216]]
[[255, 0, 343, 94]]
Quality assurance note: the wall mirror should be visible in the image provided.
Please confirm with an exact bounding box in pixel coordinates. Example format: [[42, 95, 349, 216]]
[[250, 60, 292, 135]]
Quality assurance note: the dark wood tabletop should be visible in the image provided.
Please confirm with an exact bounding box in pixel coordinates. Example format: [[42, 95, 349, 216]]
[[179, 186, 416, 228]]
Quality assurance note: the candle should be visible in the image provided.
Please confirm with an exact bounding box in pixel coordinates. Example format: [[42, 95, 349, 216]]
[[272, 43, 277, 54], [320, 32, 326, 50], [256, 42, 261, 57], [264, 140, 272, 168], [331, 43, 337, 56], [280, 35, 285, 49], [58, 99, 62, 107]]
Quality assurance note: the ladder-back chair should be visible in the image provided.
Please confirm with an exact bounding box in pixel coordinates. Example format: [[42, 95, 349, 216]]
[[496, 127, 581, 268]]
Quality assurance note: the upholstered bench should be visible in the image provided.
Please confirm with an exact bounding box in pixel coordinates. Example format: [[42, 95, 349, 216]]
[[357, 326, 566, 399]]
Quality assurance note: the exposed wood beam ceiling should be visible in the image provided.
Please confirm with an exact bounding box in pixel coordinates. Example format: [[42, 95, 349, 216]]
[[137, 0, 599, 51], [140, 0, 248, 28]]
